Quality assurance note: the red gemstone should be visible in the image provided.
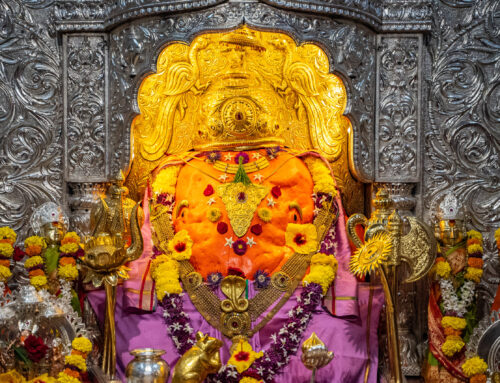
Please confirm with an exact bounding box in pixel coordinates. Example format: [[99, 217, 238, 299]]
[[294, 233, 307, 245], [238, 192, 246, 201], [271, 185, 282, 198], [204, 184, 214, 196], [250, 224, 262, 236], [217, 222, 228, 234]]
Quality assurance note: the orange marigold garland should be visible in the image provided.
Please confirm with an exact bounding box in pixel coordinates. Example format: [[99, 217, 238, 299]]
[[58, 232, 81, 282], [437, 230, 484, 358], [0, 226, 16, 284], [57, 336, 92, 383], [24, 236, 47, 290]]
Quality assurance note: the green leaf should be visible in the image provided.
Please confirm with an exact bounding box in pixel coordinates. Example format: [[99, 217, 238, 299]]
[[14, 346, 32, 367], [44, 246, 60, 274]]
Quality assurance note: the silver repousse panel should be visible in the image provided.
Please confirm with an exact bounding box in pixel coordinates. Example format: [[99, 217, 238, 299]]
[[423, 0, 500, 306], [0, 0, 63, 238]]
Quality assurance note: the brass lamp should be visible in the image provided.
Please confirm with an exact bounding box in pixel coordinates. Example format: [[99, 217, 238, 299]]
[[82, 174, 143, 380]]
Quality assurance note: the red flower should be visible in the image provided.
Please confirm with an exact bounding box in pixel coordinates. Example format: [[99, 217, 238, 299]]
[[204, 184, 214, 196], [271, 186, 281, 199], [294, 233, 307, 245], [75, 248, 85, 258], [24, 335, 48, 363], [250, 224, 262, 236], [13, 246, 25, 262], [234, 351, 250, 361], [217, 222, 228, 234], [174, 242, 186, 253], [242, 369, 262, 379], [228, 267, 245, 278]]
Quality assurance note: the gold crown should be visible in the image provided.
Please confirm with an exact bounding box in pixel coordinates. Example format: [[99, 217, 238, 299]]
[[193, 96, 284, 151]]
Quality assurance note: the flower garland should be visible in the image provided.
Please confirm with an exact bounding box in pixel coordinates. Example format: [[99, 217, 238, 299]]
[[303, 252, 338, 294], [57, 336, 92, 383], [303, 157, 337, 197], [436, 230, 484, 358], [462, 356, 488, 383], [157, 282, 322, 383], [0, 226, 16, 284], [210, 283, 324, 383], [24, 236, 47, 290], [58, 232, 82, 282]]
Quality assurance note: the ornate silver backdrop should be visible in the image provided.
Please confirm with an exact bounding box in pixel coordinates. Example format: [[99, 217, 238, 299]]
[[0, 0, 498, 378]]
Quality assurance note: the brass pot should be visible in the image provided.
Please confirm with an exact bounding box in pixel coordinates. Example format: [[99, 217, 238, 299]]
[[125, 349, 170, 383]]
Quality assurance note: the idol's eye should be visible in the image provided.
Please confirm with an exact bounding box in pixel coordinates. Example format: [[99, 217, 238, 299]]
[[289, 202, 303, 222], [175, 200, 189, 219]]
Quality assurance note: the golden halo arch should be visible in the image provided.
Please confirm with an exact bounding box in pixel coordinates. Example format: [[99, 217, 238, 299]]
[[127, 25, 362, 212]]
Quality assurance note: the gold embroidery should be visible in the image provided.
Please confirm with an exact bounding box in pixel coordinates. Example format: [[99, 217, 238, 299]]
[[216, 182, 269, 237], [213, 157, 269, 174]]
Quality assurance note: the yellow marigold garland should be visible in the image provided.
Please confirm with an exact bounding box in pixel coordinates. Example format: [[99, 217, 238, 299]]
[[0, 227, 15, 284], [0, 226, 16, 243], [57, 336, 92, 383], [303, 157, 337, 197], [24, 236, 47, 290], [152, 165, 181, 195], [58, 232, 81, 282], [0, 265, 11, 283], [464, 267, 483, 283], [437, 230, 485, 361], [151, 254, 182, 300], [303, 253, 338, 294], [442, 335, 465, 357], [435, 259, 451, 279], [0, 242, 14, 257], [441, 316, 466, 331], [72, 336, 92, 354], [59, 242, 79, 254]]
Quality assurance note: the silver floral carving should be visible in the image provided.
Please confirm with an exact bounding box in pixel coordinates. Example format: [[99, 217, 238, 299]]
[[0, 0, 62, 238], [65, 34, 107, 181], [377, 36, 420, 181]]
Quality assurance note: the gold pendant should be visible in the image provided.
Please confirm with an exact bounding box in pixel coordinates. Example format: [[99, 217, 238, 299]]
[[216, 182, 269, 237]]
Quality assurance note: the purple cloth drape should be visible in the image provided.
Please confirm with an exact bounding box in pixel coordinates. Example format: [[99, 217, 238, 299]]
[[88, 281, 383, 383]]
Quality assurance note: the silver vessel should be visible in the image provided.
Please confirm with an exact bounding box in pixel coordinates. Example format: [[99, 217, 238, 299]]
[[125, 349, 170, 383]]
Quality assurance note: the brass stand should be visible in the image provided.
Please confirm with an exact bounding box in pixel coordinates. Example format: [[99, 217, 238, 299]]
[[83, 174, 144, 381], [103, 282, 117, 378], [347, 188, 435, 383]]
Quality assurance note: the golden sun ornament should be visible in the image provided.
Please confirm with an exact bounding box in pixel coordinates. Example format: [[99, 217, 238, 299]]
[[349, 232, 392, 277]]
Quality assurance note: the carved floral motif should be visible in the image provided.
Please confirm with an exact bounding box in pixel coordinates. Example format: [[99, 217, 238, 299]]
[[377, 37, 419, 180], [0, 0, 62, 237], [66, 35, 106, 180]]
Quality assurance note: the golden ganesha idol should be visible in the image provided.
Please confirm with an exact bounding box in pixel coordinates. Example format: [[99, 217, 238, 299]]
[[85, 26, 385, 383]]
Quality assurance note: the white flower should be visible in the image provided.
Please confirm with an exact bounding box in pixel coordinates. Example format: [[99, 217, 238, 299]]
[[170, 322, 182, 331]]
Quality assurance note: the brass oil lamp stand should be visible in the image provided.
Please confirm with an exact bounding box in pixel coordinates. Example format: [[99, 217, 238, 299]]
[[82, 175, 143, 380], [347, 188, 436, 383]]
